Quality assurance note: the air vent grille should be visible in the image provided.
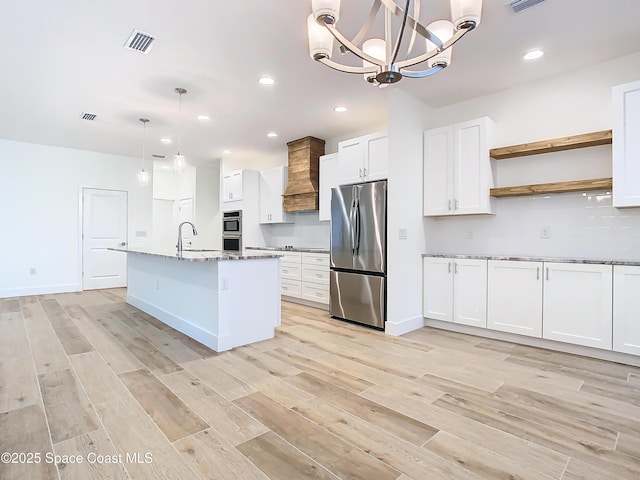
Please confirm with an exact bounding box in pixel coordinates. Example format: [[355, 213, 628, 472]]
[[152, 154, 166, 159], [81, 112, 97, 121], [505, 0, 546, 13], [124, 29, 155, 54]]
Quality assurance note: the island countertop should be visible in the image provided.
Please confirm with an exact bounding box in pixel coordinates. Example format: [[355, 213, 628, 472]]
[[109, 246, 283, 262]]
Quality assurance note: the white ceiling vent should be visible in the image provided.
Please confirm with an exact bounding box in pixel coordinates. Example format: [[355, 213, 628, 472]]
[[505, 0, 546, 13], [124, 29, 155, 54], [80, 112, 97, 121]]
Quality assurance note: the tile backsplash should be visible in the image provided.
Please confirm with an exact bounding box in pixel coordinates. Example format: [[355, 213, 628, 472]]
[[425, 191, 640, 261]]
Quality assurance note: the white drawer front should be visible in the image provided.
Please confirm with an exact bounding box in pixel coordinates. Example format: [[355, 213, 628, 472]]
[[281, 251, 302, 265], [281, 280, 301, 297], [281, 263, 301, 281], [302, 252, 329, 266], [302, 264, 329, 285], [301, 283, 329, 304]]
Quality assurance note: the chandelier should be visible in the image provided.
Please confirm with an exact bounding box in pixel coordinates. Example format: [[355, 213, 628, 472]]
[[307, 0, 483, 85]]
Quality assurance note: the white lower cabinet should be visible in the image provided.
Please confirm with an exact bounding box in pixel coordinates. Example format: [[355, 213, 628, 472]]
[[487, 260, 543, 337], [423, 257, 487, 328], [613, 265, 640, 355], [542, 262, 612, 350]]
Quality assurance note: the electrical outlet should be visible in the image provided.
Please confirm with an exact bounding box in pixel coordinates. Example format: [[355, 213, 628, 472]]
[[29, 267, 36, 275], [221, 277, 229, 290], [156, 280, 160, 290], [465, 229, 474, 239], [540, 226, 551, 239]]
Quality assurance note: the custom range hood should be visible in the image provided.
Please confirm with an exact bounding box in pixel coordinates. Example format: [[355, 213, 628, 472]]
[[283, 136, 325, 212]]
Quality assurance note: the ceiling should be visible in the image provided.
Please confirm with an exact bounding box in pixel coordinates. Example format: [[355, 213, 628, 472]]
[[1, 0, 639, 167]]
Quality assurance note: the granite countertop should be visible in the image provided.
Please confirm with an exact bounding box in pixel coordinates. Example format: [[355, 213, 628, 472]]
[[109, 247, 282, 262], [422, 253, 640, 266], [245, 246, 330, 254]]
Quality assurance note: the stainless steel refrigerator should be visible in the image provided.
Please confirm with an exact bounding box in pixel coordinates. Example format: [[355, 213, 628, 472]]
[[330, 180, 386, 329]]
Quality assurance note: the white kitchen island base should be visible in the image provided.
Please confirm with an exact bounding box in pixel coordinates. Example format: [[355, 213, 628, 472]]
[[122, 249, 281, 352]]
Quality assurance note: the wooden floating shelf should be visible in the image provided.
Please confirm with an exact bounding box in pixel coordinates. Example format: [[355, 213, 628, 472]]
[[490, 177, 613, 198], [490, 130, 612, 160]]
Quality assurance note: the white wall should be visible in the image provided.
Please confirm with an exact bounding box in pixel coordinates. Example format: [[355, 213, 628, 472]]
[[385, 89, 433, 335], [0, 139, 152, 297], [423, 51, 640, 261], [193, 163, 221, 250]]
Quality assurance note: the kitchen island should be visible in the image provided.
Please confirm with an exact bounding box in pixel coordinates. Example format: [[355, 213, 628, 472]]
[[110, 247, 282, 352]]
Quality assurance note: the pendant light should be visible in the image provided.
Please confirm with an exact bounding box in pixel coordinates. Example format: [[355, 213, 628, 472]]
[[137, 118, 150, 187], [173, 87, 187, 175]]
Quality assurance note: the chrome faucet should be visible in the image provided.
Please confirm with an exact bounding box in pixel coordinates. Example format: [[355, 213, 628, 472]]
[[177, 221, 198, 253]]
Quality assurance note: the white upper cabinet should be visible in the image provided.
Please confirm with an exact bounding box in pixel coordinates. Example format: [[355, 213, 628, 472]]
[[542, 262, 612, 350], [424, 117, 495, 216], [338, 132, 388, 185], [613, 265, 640, 355], [259, 166, 293, 224], [222, 169, 243, 203], [613, 80, 640, 207], [319, 153, 339, 222]]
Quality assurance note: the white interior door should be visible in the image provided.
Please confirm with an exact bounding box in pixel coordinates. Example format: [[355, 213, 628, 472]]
[[82, 188, 128, 290], [176, 197, 194, 247]]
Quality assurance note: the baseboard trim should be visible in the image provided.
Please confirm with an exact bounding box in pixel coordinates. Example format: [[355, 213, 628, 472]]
[[0, 283, 80, 299], [424, 318, 640, 367], [282, 296, 329, 311], [127, 294, 228, 352], [385, 315, 425, 336]]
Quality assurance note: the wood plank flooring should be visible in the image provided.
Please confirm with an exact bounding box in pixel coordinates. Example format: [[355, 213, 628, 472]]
[[2, 290, 640, 479]]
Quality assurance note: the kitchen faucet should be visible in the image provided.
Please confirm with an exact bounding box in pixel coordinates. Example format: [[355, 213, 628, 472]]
[[177, 221, 198, 253]]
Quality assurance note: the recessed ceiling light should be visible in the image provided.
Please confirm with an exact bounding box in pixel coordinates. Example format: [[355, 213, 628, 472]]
[[259, 76, 275, 86], [160, 138, 172, 144], [267, 132, 278, 138], [523, 49, 544, 61], [334, 106, 347, 113], [197, 115, 210, 121], [223, 149, 231, 154]]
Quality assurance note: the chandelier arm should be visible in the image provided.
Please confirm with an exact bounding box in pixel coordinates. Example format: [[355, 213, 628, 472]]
[[324, 24, 385, 67], [350, 0, 382, 48], [400, 64, 445, 79], [389, 0, 411, 65], [406, 0, 421, 55], [378, 0, 442, 48], [317, 57, 379, 74], [395, 27, 469, 69]]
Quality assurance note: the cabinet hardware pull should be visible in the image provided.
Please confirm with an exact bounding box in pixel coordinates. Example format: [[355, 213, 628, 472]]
[[448, 262, 451, 274], [454, 263, 458, 274], [546, 267, 549, 281], [363, 167, 367, 177], [448, 200, 452, 210], [536, 267, 540, 280], [455, 199, 459, 210]]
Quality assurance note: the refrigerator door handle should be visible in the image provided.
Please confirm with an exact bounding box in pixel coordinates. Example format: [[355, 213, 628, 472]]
[[354, 193, 361, 255], [349, 188, 357, 256]]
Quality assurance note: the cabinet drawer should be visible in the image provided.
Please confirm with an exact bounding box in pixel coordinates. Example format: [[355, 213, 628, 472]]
[[281, 263, 301, 281], [281, 280, 301, 297], [281, 251, 302, 265], [302, 252, 329, 266], [302, 283, 329, 304], [302, 264, 329, 285]]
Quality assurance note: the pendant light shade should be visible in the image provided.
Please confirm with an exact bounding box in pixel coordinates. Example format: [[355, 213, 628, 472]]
[[312, 0, 340, 24], [307, 14, 334, 60], [173, 87, 187, 175], [362, 38, 386, 83], [450, 0, 483, 30], [426, 20, 454, 68], [137, 118, 150, 187]]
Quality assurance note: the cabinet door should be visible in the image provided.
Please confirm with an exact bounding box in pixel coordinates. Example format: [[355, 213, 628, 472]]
[[453, 258, 487, 328], [454, 117, 494, 215], [487, 260, 543, 337], [338, 138, 364, 185], [223, 170, 243, 202], [259, 166, 291, 224], [613, 265, 640, 355], [319, 153, 339, 222], [258, 170, 273, 223], [423, 126, 454, 216], [364, 133, 388, 181], [543, 262, 612, 350], [613, 80, 640, 207], [423, 257, 454, 322]]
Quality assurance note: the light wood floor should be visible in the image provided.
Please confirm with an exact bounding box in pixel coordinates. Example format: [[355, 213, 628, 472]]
[[2, 290, 640, 480]]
